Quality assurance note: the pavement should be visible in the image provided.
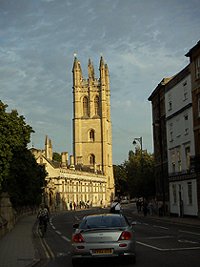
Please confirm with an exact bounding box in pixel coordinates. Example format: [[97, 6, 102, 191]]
[[0, 214, 39, 267], [0, 211, 200, 267]]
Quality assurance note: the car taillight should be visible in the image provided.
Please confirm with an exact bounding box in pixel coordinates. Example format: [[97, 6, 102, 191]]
[[72, 233, 85, 243], [118, 231, 132, 240]]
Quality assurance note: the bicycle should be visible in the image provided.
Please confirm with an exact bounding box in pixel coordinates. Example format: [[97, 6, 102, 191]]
[[38, 217, 48, 238]]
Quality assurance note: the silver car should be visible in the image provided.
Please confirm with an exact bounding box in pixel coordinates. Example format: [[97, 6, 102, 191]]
[[71, 213, 136, 266]]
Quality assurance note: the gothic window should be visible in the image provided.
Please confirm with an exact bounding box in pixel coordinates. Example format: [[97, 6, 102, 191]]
[[83, 96, 89, 117], [89, 129, 95, 142], [94, 96, 100, 116], [89, 154, 95, 165]]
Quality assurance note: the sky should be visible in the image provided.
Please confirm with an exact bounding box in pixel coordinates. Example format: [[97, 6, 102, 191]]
[[0, 0, 200, 165]]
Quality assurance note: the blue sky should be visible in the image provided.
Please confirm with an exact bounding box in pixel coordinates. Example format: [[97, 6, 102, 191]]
[[0, 0, 199, 164]]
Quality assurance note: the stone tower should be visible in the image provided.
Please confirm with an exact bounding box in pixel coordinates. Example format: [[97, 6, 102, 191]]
[[72, 56, 115, 203]]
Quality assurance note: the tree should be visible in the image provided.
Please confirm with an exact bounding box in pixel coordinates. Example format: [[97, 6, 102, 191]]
[[0, 101, 33, 189], [126, 149, 155, 199], [53, 152, 61, 162], [0, 100, 47, 207], [7, 149, 47, 208], [113, 164, 128, 197], [114, 149, 155, 200]]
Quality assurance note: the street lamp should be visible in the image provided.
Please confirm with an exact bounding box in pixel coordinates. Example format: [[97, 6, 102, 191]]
[[133, 137, 143, 153], [133, 137, 143, 168], [133, 137, 144, 201]]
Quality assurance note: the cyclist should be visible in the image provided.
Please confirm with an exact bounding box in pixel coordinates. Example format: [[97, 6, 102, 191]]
[[37, 203, 49, 233], [110, 197, 121, 214]]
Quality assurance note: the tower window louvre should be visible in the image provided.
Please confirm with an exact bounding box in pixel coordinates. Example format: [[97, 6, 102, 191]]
[[94, 96, 100, 116], [83, 96, 89, 117]]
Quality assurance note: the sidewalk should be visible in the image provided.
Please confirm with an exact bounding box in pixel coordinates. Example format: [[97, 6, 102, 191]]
[[0, 214, 39, 267]]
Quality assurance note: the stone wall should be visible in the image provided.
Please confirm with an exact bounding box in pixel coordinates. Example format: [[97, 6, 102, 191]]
[[0, 192, 16, 238]]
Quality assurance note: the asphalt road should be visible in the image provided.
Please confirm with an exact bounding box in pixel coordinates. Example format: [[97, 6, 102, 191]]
[[34, 204, 200, 267]]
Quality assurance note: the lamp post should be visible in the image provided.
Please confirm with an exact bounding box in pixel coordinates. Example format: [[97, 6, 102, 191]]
[[133, 137, 144, 201], [133, 137, 143, 153]]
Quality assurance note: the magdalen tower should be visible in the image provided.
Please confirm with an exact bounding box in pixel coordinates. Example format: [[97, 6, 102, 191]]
[[72, 56, 115, 203]]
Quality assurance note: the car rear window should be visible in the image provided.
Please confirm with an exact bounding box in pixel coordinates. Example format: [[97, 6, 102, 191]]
[[79, 215, 128, 229]]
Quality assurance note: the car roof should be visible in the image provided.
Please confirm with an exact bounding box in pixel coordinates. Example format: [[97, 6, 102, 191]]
[[82, 213, 124, 219]]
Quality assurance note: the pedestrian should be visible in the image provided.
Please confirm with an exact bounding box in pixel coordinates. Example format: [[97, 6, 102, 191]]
[[73, 202, 76, 210], [70, 202, 73, 211], [143, 199, 148, 217], [110, 197, 121, 214]]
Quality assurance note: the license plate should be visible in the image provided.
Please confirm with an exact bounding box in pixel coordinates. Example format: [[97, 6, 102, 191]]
[[92, 249, 112, 254]]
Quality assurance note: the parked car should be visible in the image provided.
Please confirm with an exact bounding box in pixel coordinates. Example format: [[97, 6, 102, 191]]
[[71, 213, 136, 266]]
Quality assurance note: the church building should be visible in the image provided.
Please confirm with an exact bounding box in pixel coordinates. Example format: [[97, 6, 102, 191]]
[[31, 56, 115, 209]]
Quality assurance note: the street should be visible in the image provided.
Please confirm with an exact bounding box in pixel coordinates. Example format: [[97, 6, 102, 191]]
[[33, 204, 200, 267]]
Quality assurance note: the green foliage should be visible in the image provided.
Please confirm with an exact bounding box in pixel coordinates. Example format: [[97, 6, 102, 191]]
[[0, 100, 47, 207], [113, 164, 128, 196], [114, 149, 155, 199], [5, 149, 47, 208], [53, 152, 61, 162]]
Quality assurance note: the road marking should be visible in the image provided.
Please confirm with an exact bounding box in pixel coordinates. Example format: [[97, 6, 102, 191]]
[[50, 221, 72, 242], [153, 225, 169, 230], [55, 230, 62, 235], [178, 239, 199, 244], [136, 241, 200, 251], [37, 230, 55, 259], [62, 235, 71, 242], [179, 230, 200, 236], [146, 235, 173, 240]]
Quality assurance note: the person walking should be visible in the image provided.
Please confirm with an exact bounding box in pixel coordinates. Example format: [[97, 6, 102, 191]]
[[110, 197, 121, 214]]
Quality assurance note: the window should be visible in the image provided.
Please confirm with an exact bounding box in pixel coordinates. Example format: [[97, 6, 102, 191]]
[[83, 96, 89, 117], [198, 95, 200, 118], [169, 123, 173, 142], [168, 101, 172, 111], [187, 182, 192, 205], [177, 148, 182, 172], [184, 114, 189, 135], [168, 93, 172, 111], [89, 129, 95, 142], [171, 150, 175, 173], [195, 56, 200, 80], [183, 81, 188, 101], [94, 96, 100, 116], [185, 146, 190, 171], [172, 184, 177, 204], [89, 154, 95, 165]]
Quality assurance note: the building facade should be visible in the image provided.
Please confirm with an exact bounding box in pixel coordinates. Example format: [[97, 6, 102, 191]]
[[148, 78, 171, 212], [149, 40, 200, 217], [31, 136, 107, 210], [186, 41, 200, 216], [165, 65, 198, 216]]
